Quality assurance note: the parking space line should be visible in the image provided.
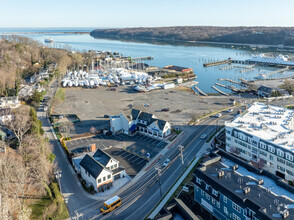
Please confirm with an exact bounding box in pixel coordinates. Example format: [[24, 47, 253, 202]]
[[137, 159, 146, 165], [119, 151, 129, 156], [128, 154, 137, 160], [132, 157, 141, 163], [86, 138, 90, 143]]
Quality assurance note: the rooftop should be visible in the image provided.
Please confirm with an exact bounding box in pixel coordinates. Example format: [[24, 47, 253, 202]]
[[225, 102, 294, 152], [194, 155, 294, 219], [79, 154, 104, 179]]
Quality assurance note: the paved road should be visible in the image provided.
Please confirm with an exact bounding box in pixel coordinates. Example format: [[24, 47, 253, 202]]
[[37, 80, 241, 219]]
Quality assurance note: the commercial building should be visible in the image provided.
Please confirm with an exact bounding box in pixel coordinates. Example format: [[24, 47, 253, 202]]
[[110, 109, 171, 140], [73, 149, 126, 192], [225, 102, 294, 181], [193, 151, 294, 220]]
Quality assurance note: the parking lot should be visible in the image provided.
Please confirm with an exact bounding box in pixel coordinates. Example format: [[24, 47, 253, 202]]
[[66, 133, 168, 176]]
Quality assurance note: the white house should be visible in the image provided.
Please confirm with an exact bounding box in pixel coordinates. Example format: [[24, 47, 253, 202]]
[[225, 102, 294, 181], [73, 149, 126, 192], [0, 96, 20, 109], [110, 109, 171, 140], [0, 108, 12, 125]]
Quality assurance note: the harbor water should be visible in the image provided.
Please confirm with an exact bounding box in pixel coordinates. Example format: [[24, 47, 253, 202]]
[[1, 28, 294, 93]]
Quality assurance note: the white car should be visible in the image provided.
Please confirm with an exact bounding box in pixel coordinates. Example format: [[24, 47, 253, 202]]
[[227, 109, 233, 113], [216, 113, 222, 118], [163, 159, 171, 167], [144, 103, 150, 107], [200, 134, 207, 139]]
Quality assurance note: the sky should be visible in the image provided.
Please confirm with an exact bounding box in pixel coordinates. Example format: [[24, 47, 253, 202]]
[[0, 0, 294, 28]]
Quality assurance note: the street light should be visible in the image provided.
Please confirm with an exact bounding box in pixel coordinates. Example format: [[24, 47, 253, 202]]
[[155, 165, 163, 199]]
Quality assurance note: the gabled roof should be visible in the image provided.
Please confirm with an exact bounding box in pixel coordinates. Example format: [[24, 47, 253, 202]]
[[80, 154, 104, 179], [157, 119, 168, 130], [93, 149, 114, 167], [131, 109, 141, 120]]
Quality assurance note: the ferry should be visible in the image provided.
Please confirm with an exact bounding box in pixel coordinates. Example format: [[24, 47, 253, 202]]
[[44, 38, 53, 43]]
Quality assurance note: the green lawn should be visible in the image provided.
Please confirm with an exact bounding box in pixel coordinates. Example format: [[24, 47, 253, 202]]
[[54, 88, 65, 103], [30, 182, 69, 220]]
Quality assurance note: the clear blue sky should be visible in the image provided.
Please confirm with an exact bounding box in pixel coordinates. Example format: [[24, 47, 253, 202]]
[[1, 0, 294, 28]]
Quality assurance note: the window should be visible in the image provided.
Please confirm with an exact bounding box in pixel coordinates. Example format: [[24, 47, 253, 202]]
[[195, 186, 199, 191], [205, 184, 209, 191], [98, 179, 101, 183], [217, 202, 220, 208], [224, 206, 228, 215], [286, 161, 294, 168], [103, 176, 106, 181], [260, 150, 267, 157], [260, 142, 267, 149], [223, 196, 227, 203], [212, 198, 215, 204], [107, 174, 111, 179], [286, 153, 293, 161], [114, 164, 117, 168], [270, 155, 274, 160], [212, 189, 218, 196], [286, 170, 294, 176], [205, 193, 210, 201], [111, 165, 113, 170], [232, 213, 241, 220], [277, 149, 284, 158], [232, 202, 241, 213], [196, 177, 201, 184], [268, 146, 275, 153], [201, 189, 204, 196], [277, 165, 285, 172], [277, 157, 285, 164]]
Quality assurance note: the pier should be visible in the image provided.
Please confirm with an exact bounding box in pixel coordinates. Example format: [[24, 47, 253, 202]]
[[203, 59, 231, 67], [264, 66, 290, 77], [215, 83, 239, 92], [218, 78, 240, 85], [193, 86, 208, 96], [212, 86, 229, 96]]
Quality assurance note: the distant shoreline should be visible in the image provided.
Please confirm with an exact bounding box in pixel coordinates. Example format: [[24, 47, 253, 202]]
[[1, 32, 90, 35]]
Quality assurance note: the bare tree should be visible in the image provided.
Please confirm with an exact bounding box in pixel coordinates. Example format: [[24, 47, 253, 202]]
[[7, 106, 32, 148]]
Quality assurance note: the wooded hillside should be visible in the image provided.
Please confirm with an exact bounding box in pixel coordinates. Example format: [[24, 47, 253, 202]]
[[90, 26, 294, 46]]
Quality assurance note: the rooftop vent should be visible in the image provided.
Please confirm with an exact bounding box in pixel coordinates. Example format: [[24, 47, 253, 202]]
[[244, 187, 251, 194], [258, 179, 264, 185], [281, 210, 289, 219], [218, 170, 224, 178], [232, 164, 239, 171]]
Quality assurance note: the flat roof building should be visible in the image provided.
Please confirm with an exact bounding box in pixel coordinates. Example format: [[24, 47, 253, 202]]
[[193, 151, 294, 220], [225, 102, 294, 180]]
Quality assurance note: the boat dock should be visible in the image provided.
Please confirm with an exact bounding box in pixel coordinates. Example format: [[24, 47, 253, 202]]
[[215, 83, 239, 92], [218, 78, 240, 85], [212, 86, 229, 96], [203, 59, 231, 67], [264, 66, 290, 77], [193, 86, 208, 96], [240, 68, 255, 73]]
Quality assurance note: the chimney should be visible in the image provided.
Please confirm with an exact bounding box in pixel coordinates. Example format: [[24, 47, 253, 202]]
[[90, 143, 96, 152], [232, 164, 239, 171]]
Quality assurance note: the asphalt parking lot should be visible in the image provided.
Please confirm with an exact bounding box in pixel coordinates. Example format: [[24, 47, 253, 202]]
[[66, 133, 168, 176]]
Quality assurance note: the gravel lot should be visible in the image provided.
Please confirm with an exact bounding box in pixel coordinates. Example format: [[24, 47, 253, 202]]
[[53, 86, 234, 130]]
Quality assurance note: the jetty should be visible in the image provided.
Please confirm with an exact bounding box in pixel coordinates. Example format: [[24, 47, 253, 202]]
[[212, 86, 229, 96], [215, 83, 239, 92], [219, 65, 233, 70], [264, 66, 290, 77], [193, 86, 208, 96], [203, 59, 231, 67], [240, 68, 255, 73], [218, 78, 239, 85]]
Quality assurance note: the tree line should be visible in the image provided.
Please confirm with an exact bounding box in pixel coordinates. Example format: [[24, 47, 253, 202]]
[[90, 26, 294, 46]]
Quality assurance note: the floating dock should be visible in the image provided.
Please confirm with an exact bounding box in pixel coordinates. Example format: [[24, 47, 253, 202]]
[[193, 86, 208, 96], [203, 59, 231, 67], [264, 66, 290, 77], [215, 83, 239, 93], [212, 86, 229, 96], [218, 78, 240, 85]]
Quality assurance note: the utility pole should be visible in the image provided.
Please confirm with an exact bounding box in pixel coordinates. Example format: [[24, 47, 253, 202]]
[[72, 210, 84, 220], [155, 165, 163, 198], [178, 145, 184, 173], [55, 170, 62, 195]]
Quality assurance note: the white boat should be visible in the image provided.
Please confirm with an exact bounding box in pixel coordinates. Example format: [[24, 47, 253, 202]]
[[44, 38, 53, 43], [255, 73, 267, 80], [247, 54, 294, 66]]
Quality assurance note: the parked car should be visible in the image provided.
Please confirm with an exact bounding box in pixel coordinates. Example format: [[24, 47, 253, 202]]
[[161, 108, 170, 112], [163, 159, 171, 167], [227, 109, 233, 113], [104, 115, 110, 118], [200, 134, 207, 139], [144, 103, 150, 107], [216, 113, 222, 118]]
